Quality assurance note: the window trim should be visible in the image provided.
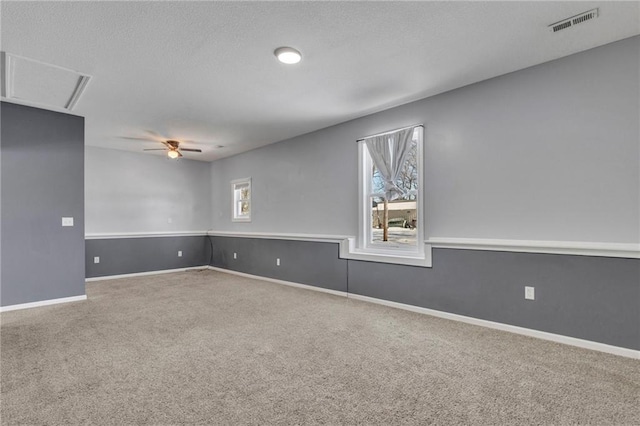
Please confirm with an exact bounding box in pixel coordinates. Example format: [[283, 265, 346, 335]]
[[357, 125, 426, 263], [231, 177, 252, 222]]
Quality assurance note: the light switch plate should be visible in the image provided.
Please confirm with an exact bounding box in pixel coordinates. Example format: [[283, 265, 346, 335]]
[[525, 286, 535, 300], [62, 217, 74, 227]]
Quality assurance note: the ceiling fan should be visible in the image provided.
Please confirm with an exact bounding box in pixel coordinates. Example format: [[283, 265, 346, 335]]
[[120, 132, 203, 159], [144, 139, 202, 159]]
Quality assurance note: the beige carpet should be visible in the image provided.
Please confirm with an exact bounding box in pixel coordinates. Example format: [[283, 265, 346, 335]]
[[1, 270, 638, 425]]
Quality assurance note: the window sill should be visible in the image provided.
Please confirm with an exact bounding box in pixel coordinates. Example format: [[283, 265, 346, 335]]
[[340, 238, 433, 267]]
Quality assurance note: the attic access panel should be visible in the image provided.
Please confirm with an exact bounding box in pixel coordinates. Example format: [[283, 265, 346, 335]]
[[1, 52, 91, 111]]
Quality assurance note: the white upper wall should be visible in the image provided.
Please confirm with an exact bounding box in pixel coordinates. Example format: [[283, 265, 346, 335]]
[[85, 147, 211, 234], [210, 36, 640, 244]]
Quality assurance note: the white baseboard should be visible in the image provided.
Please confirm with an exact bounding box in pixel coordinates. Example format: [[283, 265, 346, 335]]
[[0, 295, 87, 313], [207, 266, 348, 298], [348, 293, 640, 360], [206, 266, 638, 360], [85, 266, 209, 282]]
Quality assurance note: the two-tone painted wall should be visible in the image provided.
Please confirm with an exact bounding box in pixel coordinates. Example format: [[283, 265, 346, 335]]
[[84, 147, 211, 279], [206, 36, 640, 352], [6, 37, 636, 354]]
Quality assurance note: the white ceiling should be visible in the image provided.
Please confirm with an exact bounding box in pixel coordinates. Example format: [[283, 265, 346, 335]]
[[1, 1, 638, 162]]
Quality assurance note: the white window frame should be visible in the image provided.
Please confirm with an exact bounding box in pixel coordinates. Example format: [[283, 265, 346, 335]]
[[231, 177, 251, 222], [350, 125, 431, 267]]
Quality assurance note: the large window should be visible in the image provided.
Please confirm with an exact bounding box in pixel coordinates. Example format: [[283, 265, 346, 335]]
[[358, 125, 424, 257]]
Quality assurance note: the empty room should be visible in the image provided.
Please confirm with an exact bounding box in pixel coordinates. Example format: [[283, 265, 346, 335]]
[[1, 1, 638, 424]]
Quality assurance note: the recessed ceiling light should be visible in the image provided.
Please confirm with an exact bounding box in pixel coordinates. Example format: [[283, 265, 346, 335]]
[[274, 47, 302, 64]]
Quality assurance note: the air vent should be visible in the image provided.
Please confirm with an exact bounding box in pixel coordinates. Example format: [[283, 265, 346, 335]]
[[549, 9, 599, 33]]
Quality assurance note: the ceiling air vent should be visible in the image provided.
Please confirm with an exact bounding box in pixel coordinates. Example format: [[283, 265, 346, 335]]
[[549, 9, 599, 33]]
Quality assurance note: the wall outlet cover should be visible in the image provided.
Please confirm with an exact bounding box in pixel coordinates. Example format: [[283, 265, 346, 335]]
[[93, 256, 100, 264], [525, 286, 535, 300]]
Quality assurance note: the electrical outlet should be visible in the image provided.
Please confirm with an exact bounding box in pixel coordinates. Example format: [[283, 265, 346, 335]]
[[233, 252, 237, 259], [178, 251, 182, 257], [525, 286, 535, 300], [62, 217, 74, 227], [276, 258, 280, 266], [93, 256, 100, 264]]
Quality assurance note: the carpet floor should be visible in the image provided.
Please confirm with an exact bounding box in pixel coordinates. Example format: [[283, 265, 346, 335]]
[[1, 270, 638, 425]]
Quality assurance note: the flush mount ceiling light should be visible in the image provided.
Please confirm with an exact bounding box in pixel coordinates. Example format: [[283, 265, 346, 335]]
[[274, 47, 302, 64]]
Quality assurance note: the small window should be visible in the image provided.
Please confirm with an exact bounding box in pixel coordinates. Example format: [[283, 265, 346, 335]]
[[231, 178, 251, 222], [358, 126, 424, 256]]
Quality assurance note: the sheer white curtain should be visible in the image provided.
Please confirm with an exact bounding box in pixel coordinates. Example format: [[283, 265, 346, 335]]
[[365, 126, 416, 201]]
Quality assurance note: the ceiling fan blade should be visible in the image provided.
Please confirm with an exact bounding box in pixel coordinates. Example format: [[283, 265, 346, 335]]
[[145, 130, 166, 139], [180, 148, 202, 153], [177, 150, 183, 158], [119, 136, 157, 141], [143, 149, 167, 151]]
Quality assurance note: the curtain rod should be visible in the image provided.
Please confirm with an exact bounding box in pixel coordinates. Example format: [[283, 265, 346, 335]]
[[356, 124, 423, 142]]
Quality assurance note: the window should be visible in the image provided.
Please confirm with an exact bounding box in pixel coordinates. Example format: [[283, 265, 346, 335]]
[[231, 178, 251, 222], [357, 125, 424, 258]]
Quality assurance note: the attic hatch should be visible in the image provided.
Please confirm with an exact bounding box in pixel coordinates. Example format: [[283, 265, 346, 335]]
[[1, 52, 91, 111], [549, 9, 599, 33]]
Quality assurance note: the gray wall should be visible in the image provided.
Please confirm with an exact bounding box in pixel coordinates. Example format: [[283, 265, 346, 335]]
[[85, 146, 211, 234], [208, 237, 639, 350], [86, 236, 209, 278], [349, 251, 639, 351], [210, 36, 639, 244], [210, 236, 347, 292], [1, 102, 85, 306]]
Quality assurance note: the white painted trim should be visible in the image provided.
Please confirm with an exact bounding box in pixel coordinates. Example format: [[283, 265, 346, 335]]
[[348, 293, 640, 360], [85, 231, 208, 240], [231, 177, 252, 222], [205, 231, 639, 262], [85, 266, 209, 282], [206, 230, 350, 243], [207, 266, 348, 298], [357, 125, 425, 260], [0, 295, 87, 313], [340, 237, 433, 267], [427, 237, 640, 259]]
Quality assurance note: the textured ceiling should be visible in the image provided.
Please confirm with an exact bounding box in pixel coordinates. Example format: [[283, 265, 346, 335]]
[[1, 1, 638, 161]]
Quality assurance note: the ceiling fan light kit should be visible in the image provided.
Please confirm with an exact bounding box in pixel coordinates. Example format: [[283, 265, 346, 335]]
[[123, 134, 203, 159]]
